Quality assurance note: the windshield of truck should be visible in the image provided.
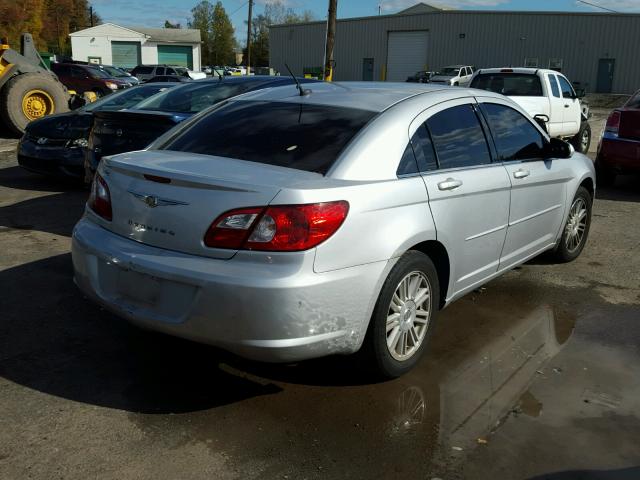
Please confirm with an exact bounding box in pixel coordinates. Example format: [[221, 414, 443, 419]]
[[437, 67, 459, 76]]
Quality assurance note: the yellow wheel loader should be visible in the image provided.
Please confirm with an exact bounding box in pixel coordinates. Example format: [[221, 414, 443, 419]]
[[0, 33, 70, 135]]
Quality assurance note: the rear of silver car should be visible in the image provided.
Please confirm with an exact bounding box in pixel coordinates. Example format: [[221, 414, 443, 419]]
[[72, 130, 390, 361]]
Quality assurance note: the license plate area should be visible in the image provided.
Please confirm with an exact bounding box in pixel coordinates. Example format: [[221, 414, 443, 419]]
[[117, 269, 161, 306]]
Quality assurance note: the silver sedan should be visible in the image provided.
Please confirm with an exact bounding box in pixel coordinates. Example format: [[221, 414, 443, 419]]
[[71, 82, 595, 377]]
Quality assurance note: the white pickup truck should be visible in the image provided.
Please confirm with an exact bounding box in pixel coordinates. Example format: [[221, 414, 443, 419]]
[[470, 68, 591, 153]]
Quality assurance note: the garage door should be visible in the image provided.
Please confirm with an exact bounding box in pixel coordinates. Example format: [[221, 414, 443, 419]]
[[111, 41, 141, 69], [386, 31, 428, 82], [157, 45, 193, 69]]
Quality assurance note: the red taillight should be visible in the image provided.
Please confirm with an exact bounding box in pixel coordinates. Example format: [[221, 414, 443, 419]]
[[204, 201, 349, 252], [605, 110, 621, 133], [88, 173, 112, 221]]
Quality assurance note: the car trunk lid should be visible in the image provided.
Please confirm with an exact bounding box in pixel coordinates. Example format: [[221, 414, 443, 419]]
[[98, 150, 321, 259], [91, 110, 189, 159]]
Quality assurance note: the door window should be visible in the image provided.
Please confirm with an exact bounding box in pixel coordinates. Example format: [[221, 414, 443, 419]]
[[155, 67, 166, 75], [548, 74, 561, 97], [480, 103, 545, 161], [557, 75, 575, 99], [425, 104, 491, 169]]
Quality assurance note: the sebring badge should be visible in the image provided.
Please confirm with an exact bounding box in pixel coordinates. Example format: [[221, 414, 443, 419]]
[[128, 191, 189, 208]]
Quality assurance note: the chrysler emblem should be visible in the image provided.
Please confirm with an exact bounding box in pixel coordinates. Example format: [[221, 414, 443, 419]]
[[37, 137, 48, 145], [128, 190, 189, 208], [115, 128, 123, 137]]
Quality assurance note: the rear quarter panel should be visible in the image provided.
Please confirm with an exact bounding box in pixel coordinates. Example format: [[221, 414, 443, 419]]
[[271, 176, 436, 273]]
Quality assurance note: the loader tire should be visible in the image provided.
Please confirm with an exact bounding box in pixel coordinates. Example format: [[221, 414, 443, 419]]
[[0, 73, 69, 135]]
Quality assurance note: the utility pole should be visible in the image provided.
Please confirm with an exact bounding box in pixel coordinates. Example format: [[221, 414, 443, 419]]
[[323, 0, 337, 81], [246, 0, 253, 75]]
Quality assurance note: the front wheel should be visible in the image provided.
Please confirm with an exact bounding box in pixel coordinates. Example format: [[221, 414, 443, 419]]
[[553, 186, 592, 263], [364, 251, 440, 378], [571, 121, 591, 154]]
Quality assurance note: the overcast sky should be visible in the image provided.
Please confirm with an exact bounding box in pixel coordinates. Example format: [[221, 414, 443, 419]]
[[91, 0, 640, 42]]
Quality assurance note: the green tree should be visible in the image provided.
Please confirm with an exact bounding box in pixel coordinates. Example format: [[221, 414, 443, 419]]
[[188, 1, 235, 66], [210, 2, 235, 65], [164, 20, 181, 28]]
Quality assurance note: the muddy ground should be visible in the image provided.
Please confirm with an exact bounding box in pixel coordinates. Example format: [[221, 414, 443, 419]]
[[1, 112, 639, 479]]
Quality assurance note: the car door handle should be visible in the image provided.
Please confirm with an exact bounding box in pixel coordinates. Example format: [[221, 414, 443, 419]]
[[437, 178, 463, 191], [513, 169, 530, 179]]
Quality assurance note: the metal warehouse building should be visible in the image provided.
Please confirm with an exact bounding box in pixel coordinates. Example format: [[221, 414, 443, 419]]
[[269, 2, 640, 94]]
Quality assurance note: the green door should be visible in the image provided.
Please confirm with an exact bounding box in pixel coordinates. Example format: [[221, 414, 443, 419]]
[[157, 45, 193, 69], [111, 41, 141, 69]]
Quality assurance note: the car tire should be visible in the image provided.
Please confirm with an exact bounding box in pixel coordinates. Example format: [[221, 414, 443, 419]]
[[363, 250, 440, 379], [571, 121, 591, 154], [553, 186, 592, 263], [453, 81, 459, 86]]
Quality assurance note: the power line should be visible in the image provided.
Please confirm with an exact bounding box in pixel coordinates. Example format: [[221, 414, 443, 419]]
[[230, 1, 249, 17], [575, 0, 620, 13]]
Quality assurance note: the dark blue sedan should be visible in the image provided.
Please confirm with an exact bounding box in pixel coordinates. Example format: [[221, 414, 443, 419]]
[[18, 83, 175, 181]]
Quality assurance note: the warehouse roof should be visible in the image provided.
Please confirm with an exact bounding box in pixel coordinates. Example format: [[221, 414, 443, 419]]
[[128, 27, 201, 43], [69, 23, 201, 43]]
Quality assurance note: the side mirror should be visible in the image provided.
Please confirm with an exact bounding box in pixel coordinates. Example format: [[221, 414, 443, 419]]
[[574, 88, 586, 99], [533, 114, 549, 133], [546, 138, 574, 159]]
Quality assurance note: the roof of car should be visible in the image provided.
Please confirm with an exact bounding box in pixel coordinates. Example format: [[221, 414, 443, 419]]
[[235, 81, 467, 112]]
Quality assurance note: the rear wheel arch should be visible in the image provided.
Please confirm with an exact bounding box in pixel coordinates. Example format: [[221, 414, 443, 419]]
[[406, 240, 450, 308]]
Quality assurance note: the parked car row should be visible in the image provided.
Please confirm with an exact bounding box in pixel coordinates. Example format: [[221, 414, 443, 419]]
[[18, 76, 316, 182]]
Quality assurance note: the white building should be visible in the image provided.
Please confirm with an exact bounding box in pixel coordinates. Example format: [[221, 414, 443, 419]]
[[69, 23, 202, 71]]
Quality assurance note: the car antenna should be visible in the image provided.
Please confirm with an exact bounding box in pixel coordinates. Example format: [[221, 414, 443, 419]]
[[284, 63, 311, 96]]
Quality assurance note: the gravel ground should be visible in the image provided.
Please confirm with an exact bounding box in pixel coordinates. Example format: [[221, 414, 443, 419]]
[[0, 111, 639, 479]]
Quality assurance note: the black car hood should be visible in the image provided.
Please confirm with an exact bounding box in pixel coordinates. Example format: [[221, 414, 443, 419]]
[[26, 111, 93, 140]]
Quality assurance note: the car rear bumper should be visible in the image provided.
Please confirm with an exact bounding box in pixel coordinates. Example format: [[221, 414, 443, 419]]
[[18, 139, 85, 179], [597, 133, 640, 173], [71, 217, 387, 362]]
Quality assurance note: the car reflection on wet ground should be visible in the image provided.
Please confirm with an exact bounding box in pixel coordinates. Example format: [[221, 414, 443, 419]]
[[1, 147, 639, 479]]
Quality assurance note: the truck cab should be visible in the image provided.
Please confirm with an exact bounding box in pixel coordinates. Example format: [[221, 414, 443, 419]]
[[470, 68, 591, 153]]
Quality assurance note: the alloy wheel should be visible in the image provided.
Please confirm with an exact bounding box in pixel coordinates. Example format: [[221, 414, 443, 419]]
[[565, 197, 587, 253], [386, 271, 432, 361]]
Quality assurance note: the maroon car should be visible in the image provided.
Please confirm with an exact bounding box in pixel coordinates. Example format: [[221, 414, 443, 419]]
[[596, 90, 640, 185], [50, 63, 130, 97]]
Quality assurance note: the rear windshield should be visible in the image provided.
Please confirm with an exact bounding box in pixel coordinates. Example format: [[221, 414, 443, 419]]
[[134, 82, 249, 113], [471, 73, 543, 96], [162, 100, 376, 174], [626, 92, 640, 109]]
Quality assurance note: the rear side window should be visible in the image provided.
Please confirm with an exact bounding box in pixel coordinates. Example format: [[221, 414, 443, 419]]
[[426, 104, 491, 169], [548, 74, 561, 97], [397, 144, 419, 176], [411, 125, 438, 172], [480, 103, 545, 161], [163, 101, 376, 174], [155, 67, 166, 75], [470, 73, 543, 96]]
